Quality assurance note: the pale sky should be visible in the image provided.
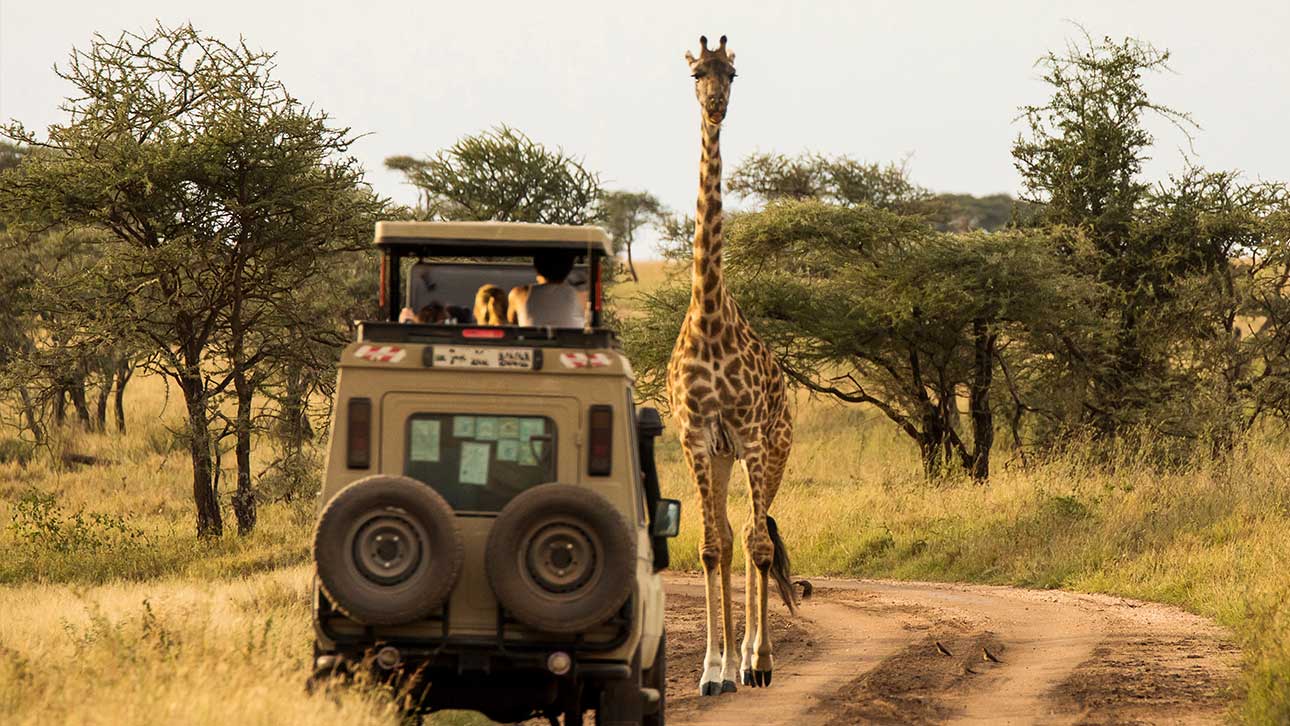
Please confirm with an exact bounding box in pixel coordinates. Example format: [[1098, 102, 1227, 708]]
[[2, 1, 1287, 255]]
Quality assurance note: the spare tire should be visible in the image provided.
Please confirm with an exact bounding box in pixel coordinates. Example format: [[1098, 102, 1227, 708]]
[[486, 483, 636, 634], [314, 475, 463, 626]]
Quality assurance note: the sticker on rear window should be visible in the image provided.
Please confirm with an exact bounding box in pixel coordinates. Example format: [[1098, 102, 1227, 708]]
[[519, 418, 545, 441], [452, 416, 476, 438], [475, 416, 499, 441], [499, 417, 520, 439], [409, 419, 441, 462], [497, 439, 519, 462], [519, 439, 544, 466], [459, 441, 491, 485]]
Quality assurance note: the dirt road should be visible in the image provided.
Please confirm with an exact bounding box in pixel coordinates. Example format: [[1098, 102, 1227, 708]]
[[661, 576, 1238, 725]]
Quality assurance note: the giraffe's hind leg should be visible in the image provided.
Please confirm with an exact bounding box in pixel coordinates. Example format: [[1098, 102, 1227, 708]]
[[684, 430, 737, 697], [742, 419, 793, 688]]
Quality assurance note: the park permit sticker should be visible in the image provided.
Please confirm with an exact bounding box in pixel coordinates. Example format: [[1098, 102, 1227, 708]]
[[430, 345, 536, 370]]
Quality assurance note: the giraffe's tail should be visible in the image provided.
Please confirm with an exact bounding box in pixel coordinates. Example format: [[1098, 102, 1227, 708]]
[[766, 515, 798, 615]]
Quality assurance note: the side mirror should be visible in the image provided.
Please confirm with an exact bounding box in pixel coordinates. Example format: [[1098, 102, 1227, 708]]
[[651, 499, 681, 538], [637, 406, 664, 439]]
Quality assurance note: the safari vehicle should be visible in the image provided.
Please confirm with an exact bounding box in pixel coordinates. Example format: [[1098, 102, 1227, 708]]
[[309, 221, 679, 726]]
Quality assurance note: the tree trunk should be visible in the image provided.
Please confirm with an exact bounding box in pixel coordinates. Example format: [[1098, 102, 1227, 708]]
[[93, 371, 111, 433], [113, 359, 133, 434], [18, 387, 43, 444], [281, 367, 314, 448], [624, 232, 639, 283], [232, 371, 256, 536], [54, 387, 66, 424], [68, 377, 92, 428], [228, 252, 257, 536], [917, 408, 953, 478], [968, 319, 996, 481], [180, 366, 222, 538]]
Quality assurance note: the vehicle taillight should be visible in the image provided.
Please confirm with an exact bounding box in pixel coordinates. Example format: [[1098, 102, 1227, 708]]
[[463, 328, 505, 339], [588, 405, 613, 476], [347, 398, 372, 469]]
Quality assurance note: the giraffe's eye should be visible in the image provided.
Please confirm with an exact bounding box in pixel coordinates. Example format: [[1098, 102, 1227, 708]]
[[728, 72, 737, 81], [692, 72, 706, 80]]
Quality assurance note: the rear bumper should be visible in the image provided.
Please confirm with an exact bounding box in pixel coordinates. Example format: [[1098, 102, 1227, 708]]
[[309, 646, 631, 719], [310, 589, 637, 716]]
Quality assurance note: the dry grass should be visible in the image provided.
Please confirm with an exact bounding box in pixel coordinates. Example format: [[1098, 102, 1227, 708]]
[[611, 259, 674, 317], [0, 567, 405, 726], [2, 340, 1289, 721]]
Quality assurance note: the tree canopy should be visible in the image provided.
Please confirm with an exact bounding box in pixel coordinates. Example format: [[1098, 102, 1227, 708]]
[[0, 23, 383, 536], [386, 125, 601, 224]]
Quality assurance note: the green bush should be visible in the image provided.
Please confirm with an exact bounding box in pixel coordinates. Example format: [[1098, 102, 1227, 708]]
[[8, 488, 146, 555]]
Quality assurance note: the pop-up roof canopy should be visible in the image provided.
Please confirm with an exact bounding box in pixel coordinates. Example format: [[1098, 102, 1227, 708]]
[[374, 221, 612, 257], [372, 220, 613, 326]]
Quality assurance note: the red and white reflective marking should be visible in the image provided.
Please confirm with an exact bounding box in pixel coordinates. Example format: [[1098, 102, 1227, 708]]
[[559, 352, 612, 369], [354, 344, 406, 363]]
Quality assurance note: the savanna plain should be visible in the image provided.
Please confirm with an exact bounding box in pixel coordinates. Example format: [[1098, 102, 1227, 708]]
[[0, 261, 1287, 724]]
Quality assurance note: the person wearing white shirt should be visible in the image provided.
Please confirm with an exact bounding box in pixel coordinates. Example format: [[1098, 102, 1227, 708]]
[[508, 252, 585, 328]]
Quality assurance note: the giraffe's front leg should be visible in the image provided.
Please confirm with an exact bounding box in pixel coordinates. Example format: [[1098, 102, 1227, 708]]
[[685, 441, 730, 697], [717, 508, 739, 692], [699, 549, 726, 696]]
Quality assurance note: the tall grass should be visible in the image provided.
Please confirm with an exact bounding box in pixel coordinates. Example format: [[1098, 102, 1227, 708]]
[[0, 567, 404, 726]]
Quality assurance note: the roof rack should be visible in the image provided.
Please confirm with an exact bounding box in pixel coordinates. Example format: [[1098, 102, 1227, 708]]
[[374, 221, 612, 257]]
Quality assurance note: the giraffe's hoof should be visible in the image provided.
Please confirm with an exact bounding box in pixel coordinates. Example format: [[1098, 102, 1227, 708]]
[[699, 681, 722, 697], [752, 669, 772, 687], [721, 679, 737, 694], [741, 669, 753, 686]]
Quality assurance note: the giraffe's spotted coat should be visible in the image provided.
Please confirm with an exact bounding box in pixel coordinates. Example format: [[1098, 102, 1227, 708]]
[[668, 36, 795, 695]]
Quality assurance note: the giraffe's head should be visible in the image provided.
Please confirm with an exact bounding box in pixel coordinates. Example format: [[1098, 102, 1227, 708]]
[[685, 35, 736, 126]]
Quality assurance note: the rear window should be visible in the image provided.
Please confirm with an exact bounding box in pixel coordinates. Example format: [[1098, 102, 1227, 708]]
[[403, 413, 557, 512]]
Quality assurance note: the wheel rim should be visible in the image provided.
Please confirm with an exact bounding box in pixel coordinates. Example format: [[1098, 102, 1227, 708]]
[[522, 520, 600, 595], [349, 509, 425, 586]]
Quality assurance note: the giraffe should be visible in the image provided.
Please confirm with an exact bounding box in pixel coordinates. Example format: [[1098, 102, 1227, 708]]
[[666, 35, 797, 697]]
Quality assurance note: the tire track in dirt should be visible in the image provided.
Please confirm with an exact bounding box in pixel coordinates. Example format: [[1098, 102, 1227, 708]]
[[661, 576, 1238, 725]]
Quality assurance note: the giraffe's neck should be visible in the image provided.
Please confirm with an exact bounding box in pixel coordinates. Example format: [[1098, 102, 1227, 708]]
[[692, 119, 724, 310]]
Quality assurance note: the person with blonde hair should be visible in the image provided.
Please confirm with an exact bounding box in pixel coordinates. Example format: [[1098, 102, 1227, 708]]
[[473, 284, 508, 325]]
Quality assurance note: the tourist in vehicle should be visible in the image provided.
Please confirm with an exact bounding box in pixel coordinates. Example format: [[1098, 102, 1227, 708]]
[[399, 301, 451, 324], [473, 284, 508, 325], [508, 251, 584, 328]]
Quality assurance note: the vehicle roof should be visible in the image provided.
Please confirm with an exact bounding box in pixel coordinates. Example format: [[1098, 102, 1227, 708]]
[[374, 221, 613, 257]]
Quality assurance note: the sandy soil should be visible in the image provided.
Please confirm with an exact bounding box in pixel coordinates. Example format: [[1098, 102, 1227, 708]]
[[660, 575, 1238, 726]]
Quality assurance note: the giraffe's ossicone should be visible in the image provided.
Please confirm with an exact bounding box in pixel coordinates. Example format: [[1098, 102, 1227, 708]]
[[666, 35, 798, 698]]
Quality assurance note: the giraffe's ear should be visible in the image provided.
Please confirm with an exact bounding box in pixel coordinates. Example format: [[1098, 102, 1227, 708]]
[[727, 51, 736, 65], [685, 50, 697, 65]]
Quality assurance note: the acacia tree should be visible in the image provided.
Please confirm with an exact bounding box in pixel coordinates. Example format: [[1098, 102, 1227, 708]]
[[386, 126, 601, 224], [730, 152, 928, 211], [1012, 33, 1201, 432], [599, 190, 663, 282], [728, 152, 1029, 232], [623, 199, 1092, 478], [0, 24, 381, 536]]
